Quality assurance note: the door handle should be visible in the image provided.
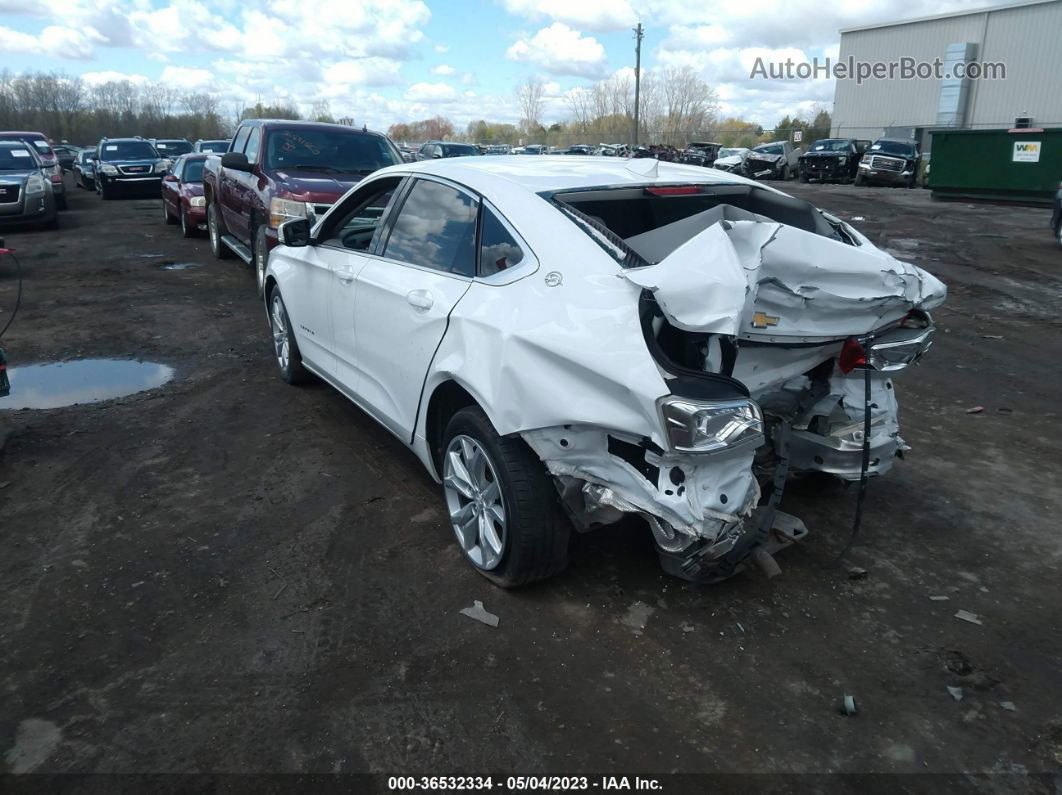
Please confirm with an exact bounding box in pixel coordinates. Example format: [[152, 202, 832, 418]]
[[406, 290, 433, 310], [336, 269, 356, 283]]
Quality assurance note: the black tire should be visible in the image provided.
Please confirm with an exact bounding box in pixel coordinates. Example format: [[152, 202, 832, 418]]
[[778, 165, 788, 181], [1055, 220, 1062, 250], [208, 203, 234, 259], [441, 406, 570, 587], [267, 287, 310, 385], [100, 183, 113, 200], [43, 213, 59, 230], [56, 194, 67, 210], [854, 173, 864, 187], [799, 169, 808, 183], [253, 224, 269, 295], [180, 208, 195, 238], [163, 199, 177, 224]]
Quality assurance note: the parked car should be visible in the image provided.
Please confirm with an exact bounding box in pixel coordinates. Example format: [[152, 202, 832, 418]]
[[0, 131, 66, 209], [744, 141, 802, 180], [415, 142, 482, 160], [485, 145, 512, 155], [194, 139, 231, 153], [679, 141, 723, 168], [73, 149, 96, 189], [799, 138, 870, 184], [151, 139, 194, 164], [398, 145, 416, 163], [202, 118, 403, 294], [261, 158, 945, 587], [855, 138, 921, 188], [712, 147, 750, 174], [161, 153, 208, 237], [1052, 180, 1062, 249], [93, 137, 167, 199], [0, 140, 58, 229], [52, 144, 80, 172]]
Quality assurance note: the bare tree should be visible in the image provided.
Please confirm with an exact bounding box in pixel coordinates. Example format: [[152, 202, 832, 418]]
[[517, 75, 544, 135]]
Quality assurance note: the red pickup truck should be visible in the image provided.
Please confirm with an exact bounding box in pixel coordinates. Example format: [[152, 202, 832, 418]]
[[202, 119, 403, 293]]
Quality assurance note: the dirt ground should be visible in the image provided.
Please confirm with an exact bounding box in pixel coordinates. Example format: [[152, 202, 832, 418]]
[[1, 174, 1061, 783]]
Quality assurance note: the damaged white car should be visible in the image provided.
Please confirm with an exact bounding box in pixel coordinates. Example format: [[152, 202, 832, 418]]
[[263, 157, 945, 587]]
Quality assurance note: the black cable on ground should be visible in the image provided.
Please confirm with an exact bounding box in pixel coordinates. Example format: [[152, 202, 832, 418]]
[[833, 358, 873, 565], [0, 248, 23, 340]]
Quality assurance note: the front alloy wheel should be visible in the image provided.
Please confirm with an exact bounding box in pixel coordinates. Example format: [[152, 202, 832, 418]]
[[255, 225, 269, 295], [444, 435, 507, 571], [268, 289, 308, 384]]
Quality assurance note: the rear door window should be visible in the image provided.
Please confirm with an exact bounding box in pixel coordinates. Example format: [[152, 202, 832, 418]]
[[478, 208, 524, 277], [382, 179, 478, 277]]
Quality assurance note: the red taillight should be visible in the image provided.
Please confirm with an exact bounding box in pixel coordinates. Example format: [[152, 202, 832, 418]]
[[50, 174, 62, 183], [645, 185, 702, 196], [838, 337, 866, 374]]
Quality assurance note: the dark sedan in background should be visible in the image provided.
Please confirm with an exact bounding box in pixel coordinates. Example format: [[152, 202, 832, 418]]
[[161, 153, 208, 238], [73, 149, 96, 189], [0, 140, 58, 229]]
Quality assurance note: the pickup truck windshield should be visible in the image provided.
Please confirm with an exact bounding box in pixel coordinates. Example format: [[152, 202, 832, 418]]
[[100, 141, 159, 161], [155, 140, 193, 155], [870, 141, 917, 157], [198, 140, 229, 152], [810, 140, 851, 152], [265, 129, 400, 173]]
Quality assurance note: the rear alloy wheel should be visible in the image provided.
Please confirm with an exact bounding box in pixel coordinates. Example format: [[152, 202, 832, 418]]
[[442, 406, 569, 587], [254, 225, 269, 295], [268, 288, 309, 385], [208, 204, 234, 260]]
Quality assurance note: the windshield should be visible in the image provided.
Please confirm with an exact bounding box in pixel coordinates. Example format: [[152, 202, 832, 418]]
[[442, 144, 480, 157], [718, 148, 747, 157], [755, 143, 784, 155], [265, 129, 401, 173], [810, 139, 851, 152], [0, 145, 38, 170], [869, 140, 917, 157], [155, 140, 193, 155], [182, 159, 206, 182], [78, 151, 94, 164], [199, 140, 230, 152], [100, 141, 159, 161]]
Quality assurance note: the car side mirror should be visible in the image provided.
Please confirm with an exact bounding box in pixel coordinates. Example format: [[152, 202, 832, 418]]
[[432, 151, 443, 158], [279, 217, 311, 247], [221, 151, 252, 172], [163, 174, 178, 182]]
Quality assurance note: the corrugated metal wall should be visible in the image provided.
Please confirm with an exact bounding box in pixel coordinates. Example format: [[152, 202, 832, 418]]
[[831, 0, 1062, 138]]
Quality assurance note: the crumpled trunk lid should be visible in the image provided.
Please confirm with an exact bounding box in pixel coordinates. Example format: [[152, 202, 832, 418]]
[[622, 210, 946, 341]]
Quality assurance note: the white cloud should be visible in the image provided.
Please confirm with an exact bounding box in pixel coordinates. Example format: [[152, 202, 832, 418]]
[[500, 0, 636, 32], [404, 82, 457, 102], [321, 58, 405, 87], [506, 22, 607, 78], [432, 64, 456, 76], [80, 70, 151, 86], [434, 44, 448, 53], [0, 24, 100, 59], [159, 65, 214, 90]]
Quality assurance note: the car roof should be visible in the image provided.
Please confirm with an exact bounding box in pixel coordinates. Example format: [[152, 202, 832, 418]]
[[240, 118, 387, 136], [378, 155, 765, 194], [0, 131, 47, 138]]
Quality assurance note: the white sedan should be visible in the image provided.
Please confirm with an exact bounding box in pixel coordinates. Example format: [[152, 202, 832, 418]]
[[263, 157, 945, 587]]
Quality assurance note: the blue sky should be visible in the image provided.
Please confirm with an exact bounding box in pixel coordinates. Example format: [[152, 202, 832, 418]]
[[0, 0, 995, 130]]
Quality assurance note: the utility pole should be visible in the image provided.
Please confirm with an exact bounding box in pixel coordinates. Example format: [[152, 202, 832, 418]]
[[632, 23, 644, 147]]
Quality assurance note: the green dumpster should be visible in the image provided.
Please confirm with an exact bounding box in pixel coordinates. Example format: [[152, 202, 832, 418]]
[[928, 127, 1062, 204]]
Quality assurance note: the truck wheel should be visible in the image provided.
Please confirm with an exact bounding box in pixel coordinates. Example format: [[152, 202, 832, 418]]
[[254, 225, 269, 296], [441, 406, 570, 588], [100, 184, 113, 200], [208, 204, 234, 260], [778, 165, 788, 181], [854, 173, 864, 187], [56, 194, 67, 211], [799, 169, 808, 183]]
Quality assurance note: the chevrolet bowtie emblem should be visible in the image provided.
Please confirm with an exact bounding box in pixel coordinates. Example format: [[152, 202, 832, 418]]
[[751, 311, 780, 328]]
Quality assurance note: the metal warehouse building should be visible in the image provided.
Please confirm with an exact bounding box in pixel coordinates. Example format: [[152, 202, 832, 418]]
[[830, 0, 1062, 147]]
